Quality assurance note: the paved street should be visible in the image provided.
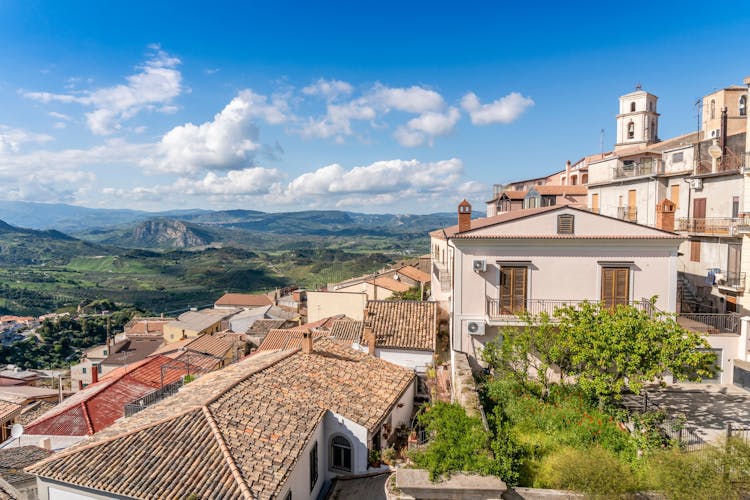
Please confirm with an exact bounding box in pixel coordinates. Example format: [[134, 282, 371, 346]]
[[327, 473, 390, 500]]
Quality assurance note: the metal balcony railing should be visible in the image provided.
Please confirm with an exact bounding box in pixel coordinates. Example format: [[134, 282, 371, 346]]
[[123, 379, 184, 417], [716, 270, 746, 290], [675, 217, 748, 236], [694, 149, 746, 175], [617, 206, 637, 223], [432, 262, 451, 292], [612, 159, 663, 179], [676, 313, 741, 335], [486, 298, 654, 321]]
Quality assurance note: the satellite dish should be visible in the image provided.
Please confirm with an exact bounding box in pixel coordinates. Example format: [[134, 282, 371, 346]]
[[10, 423, 24, 439]]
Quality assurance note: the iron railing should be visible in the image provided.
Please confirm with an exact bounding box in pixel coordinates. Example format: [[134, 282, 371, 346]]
[[675, 217, 748, 236], [694, 149, 746, 175], [612, 159, 663, 179], [432, 262, 451, 292], [717, 270, 746, 290], [676, 312, 742, 335], [124, 379, 184, 417], [617, 206, 637, 223], [486, 298, 654, 321]]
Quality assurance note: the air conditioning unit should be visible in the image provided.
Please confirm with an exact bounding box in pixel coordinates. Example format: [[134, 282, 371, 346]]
[[710, 129, 721, 139], [472, 259, 487, 273], [464, 321, 485, 336], [691, 178, 703, 190]]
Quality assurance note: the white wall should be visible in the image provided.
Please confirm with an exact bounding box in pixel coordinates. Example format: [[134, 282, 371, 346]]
[[277, 417, 327, 500], [323, 412, 369, 475], [377, 349, 433, 373], [307, 291, 366, 323]]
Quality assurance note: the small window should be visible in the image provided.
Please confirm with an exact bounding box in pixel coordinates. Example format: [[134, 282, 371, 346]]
[[691, 240, 701, 263], [630, 102, 636, 112], [710, 99, 716, 120], [97, 365, 102, 374], [284, 492, 292, 500], [310, 441, 318, 491], [557, 215, 575, 234], [740, 95, 747, 117], [672, 152, 684, 163], [627, 122, 635, 139], [82, 367, 87, 374], [330, 435, 352, 472], [103, 350, 108, 355]]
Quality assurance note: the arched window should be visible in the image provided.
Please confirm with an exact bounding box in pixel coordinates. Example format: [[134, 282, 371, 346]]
[[582, 173, 588, 184], [330, 435, 352, 471], [740, 95, 747, 117], [630, 102, 636, 112], [710, 99, 716, 120], [627, 122, 635, 139]]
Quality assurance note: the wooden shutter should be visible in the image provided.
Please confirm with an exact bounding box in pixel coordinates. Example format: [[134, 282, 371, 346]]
[[690, 240, 701, 262], [591, 193, 599, 213], [693, 198, 706, 232], [670, 185, 680, 208], [557, 214, 575, 234], [500, 267, 527, 314], [601, 267, 629, 308]]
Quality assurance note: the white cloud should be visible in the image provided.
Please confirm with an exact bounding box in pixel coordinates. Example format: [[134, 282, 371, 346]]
[[145, 89, 289, 174], [393, 107, 460, 147], [461, 91, 534, 125], [370, 84, 445, 113], [301, 98, 376, 140], [24, 47, 183, 135], [302, 79, 353, 100], [0, 126, 54, 153], [48, 111, 71, 121]]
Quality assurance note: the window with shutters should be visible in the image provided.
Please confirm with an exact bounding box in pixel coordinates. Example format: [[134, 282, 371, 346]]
[[557, 214, 574, 234], [601, 267, 629, 308], [330, 435, 352, 471], [690, 240, 701, 262], [310, 441, 318, 491], [499, 266, 527, 314]]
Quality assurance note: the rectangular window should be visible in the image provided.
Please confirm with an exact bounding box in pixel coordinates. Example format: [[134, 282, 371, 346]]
[[691, 240, 701, 262], [557, 214, 575, 234], [310, 441, 318, 491], [601, 267, 630, 309], [670, 185, 680, 208], [82, 367, 87, 374], [733, 197, 740, 219], [672, 152, 684, 163], [499, 266, 527, 314]]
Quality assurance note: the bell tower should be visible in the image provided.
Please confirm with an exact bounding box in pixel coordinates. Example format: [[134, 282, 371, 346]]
[[615, 85, 660, 150]]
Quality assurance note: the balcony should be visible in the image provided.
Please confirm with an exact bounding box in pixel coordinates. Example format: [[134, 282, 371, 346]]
[[432, 262, 451, 292], [676, 313, 741, 335], [675, 217, 748, 236], [617, 206, 637, 223], [486, 298, 654, 323], [612, 159, 663, 180], [694, 149, 747, 175], [716, 270, 746, 292]]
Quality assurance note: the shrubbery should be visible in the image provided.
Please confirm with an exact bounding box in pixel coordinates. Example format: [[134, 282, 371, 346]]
[[535, 446, 637, 495]]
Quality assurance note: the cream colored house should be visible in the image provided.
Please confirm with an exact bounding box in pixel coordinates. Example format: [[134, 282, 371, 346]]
[[431, 201, 682, 369]]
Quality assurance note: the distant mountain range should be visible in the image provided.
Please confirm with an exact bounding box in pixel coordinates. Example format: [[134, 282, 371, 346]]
[[0, 201, 467, 249]]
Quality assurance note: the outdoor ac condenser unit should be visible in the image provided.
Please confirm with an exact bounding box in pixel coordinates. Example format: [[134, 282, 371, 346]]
[[472, 259, 487, 272], [465, 321, 485, 336]]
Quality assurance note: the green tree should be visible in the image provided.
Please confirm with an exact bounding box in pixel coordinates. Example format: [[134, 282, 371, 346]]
[[388, 286, 423, 301]]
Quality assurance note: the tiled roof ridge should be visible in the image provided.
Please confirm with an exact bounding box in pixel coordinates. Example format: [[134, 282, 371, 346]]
[[201, 406, 253, 499], [24, 376, 119, 430], [81, 400, 95, 435], [25, 406, 206, 474]]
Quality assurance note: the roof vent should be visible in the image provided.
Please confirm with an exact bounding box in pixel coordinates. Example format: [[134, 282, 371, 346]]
[[557, 214, 575, 235]]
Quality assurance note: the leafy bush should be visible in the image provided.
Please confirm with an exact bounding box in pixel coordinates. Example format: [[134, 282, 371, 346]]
[[410, 403, 497, 481], [535, 446, 637, 495]]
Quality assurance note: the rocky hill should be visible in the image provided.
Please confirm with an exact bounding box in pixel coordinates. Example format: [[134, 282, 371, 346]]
[[122, 218, 216, 249]]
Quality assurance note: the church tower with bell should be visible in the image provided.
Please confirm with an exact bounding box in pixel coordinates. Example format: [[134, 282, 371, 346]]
[[615, 84, 660, 151]]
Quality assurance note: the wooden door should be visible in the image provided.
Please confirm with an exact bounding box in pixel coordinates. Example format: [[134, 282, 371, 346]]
[[693, 198, 706, 232], [670, 185, 680, 208], [601, 267, 629, 309], [627, 190, 637, 221], [500, 267, 527, 314], [728, 244, 741, 283], [591, 193, 599, 213]]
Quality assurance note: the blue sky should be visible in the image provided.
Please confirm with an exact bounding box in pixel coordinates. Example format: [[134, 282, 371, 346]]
[[0, 1, 749, 213]]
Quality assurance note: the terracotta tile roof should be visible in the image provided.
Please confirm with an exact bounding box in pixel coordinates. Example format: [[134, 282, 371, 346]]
[[368, 276, 411, 293], [29, 341, 414, 499], [215, 293, 273, 308], [171, 309, 234, 332], [0, 446, 53, 485], [365, 301, 437, 351], [246, 318, 289, 335], [151, 337, 193, 356], [452, 234, 682, 239], [0, 400, 21, 423], [16, 401, 56, 426], [0, 386, 60, 405], [123, 318, 175, 336], [24, 356, 190, 436], [396, 265, 430, 283], [431, 205, 563, 239], [153, 334, 234, 359], [257, 329, 328, 351], [101, 337, 164, 366], [0, 476, 21, 500], [329, 320, 364, 343], [534, 184, 588, 196]]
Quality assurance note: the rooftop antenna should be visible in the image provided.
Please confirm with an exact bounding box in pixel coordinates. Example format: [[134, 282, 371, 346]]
[[10, 423, 24, 447]]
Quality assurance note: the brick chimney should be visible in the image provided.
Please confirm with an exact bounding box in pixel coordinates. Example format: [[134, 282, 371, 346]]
[[91, 364, 99, 384], [565, 160, 571, 185], [458, 199, 472, 232], [655, 199, 676, 231], [364, 324, 376, 357], [301, 329, 313, 354]]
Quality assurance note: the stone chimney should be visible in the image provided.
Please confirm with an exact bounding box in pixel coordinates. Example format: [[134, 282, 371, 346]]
[[655, 199, 676, 231], [39, 437, 52, 450], [91, 364, 99, 384], [565, 160, 572, 185], [301, 329, 313, 354], [363, 307, 376, 356], [458, 199, 472, 232]]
